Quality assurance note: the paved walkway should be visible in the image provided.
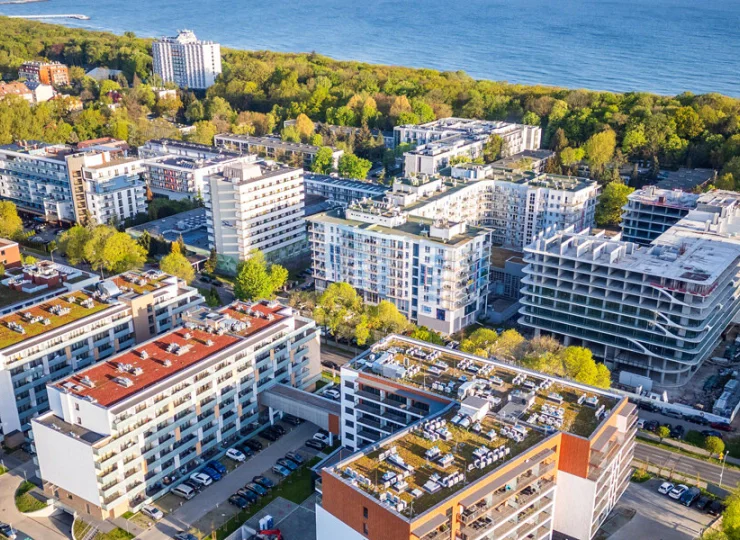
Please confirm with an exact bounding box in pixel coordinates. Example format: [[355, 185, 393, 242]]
[[635, 442, 740, 488], [136, 422, 317, 540], [0, 461, 70, 540]]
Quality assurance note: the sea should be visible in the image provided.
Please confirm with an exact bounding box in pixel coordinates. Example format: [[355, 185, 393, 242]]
[[3, 0, 740, 97]]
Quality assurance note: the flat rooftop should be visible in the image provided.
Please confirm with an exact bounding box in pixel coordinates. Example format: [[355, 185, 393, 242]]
[[656, 168, 717, 191], [217, 301, 287, 337], [216, 134, 338, 153], [627, 186, 700, 210], [110, 270, 170, 296], [304, 173, 389, 195], [126, 208, 209, 251], [491, 149, 555, 169], [54, 328, 241, 408], [35, 411, 107, 445], [0, 141, 72, 161], [0, 262, 93, 310]]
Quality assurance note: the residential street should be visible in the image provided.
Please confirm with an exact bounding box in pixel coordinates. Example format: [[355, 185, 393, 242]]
[[634, 442, 740, 488]]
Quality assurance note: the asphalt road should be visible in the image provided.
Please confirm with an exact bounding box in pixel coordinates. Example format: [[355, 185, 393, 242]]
[[320, 345, 356, 369], [634, 442, 740, 489]]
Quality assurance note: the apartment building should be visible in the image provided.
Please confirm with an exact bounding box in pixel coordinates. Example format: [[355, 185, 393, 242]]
[[18, 61, 70, 87], [395, 118, 542, 175], [0, 81, 34, 103], [304, 173, 389, 205], [143, 154, 252, 200], [214, 134, 344, 170], [520, 191, 740, 387], [152, 30, 222, 90], [317, 335, 636, 540], [31, 300, 320, 518], [139, 139, 240, 161], [621, 186, 699, 245], [307, 200, 492, 334], [0, 271, 203, 444], [490, 149, 556, 174], [205, 160, 307, 264]]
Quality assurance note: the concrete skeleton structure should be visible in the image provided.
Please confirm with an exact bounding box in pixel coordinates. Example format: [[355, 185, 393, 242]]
[[621, 186, 700, 245], [395, 118, 542, 176], [151, 30, 222, 90], [520, 190, 740, 387], [31, 300, 321, 519], [214, 134, 344, 170], [0, 270, 203, 444], [317, 335, 636, 540]]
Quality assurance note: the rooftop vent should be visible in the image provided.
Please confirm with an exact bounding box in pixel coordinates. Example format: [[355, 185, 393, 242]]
[[115, 377, 134, 388], [131, 367, 144, 376], [79, 376, 95, 388], [162, 359, 172, 367], [140, 350, 149, 360]]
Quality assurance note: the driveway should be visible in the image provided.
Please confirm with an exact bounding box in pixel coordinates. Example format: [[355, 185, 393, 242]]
[[136, 422, 317, 540], [599, 479, 715, 540], [0, 461, 70, 540]]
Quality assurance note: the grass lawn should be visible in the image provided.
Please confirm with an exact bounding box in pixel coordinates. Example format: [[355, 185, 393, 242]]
[[15, 481, 47, 513], [211, 456, 321, 540], [73, 520, 134, 540], [637, 435, 740, 471], [0, 465, 7, 475]]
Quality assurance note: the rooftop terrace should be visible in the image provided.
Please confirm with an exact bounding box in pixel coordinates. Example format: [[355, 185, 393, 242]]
[[110, 270, 171, 296]]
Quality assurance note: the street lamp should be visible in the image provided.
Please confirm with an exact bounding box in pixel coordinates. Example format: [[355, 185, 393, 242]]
[[720, 450, 729, 488]]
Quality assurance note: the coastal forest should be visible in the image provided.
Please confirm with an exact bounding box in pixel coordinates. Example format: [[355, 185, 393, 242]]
[[1, 17, 740, 190]]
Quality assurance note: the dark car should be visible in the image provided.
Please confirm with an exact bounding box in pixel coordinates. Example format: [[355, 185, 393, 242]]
[[711, 422, 734, 432], [271, 424, 286, 435], [284, 414, 303, 426], [687, 415, 710, 426], [670, 425, 685, 439], [243, 439, 263, 452], [174, 533, 198, 540], [321, 360, 339, 370], [680, 487, 701, 507], [277, 458, 299, 471], [236, 488, 259, 503], [286, 451, 305, 464], [0, 523, 16, 539], [306, 439, 327, 451], [708, 500, 726, 516], [702, 429, 724, 439], [261, 429, 280, 442], [237, 445, 255, 458], [244, 482, 268, 497], [645, 420, 659, 432], [253, 475, 275, 489], [202, 466, 222, 481], [637, 401, 660, 412], [696, 496, 711, 511], [182, 480, 202, 493], [207, 460, 227, 475], [228, 495, 250, 509]]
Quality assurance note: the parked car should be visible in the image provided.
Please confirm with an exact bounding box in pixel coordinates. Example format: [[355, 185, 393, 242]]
[[182, 480, 202, 493], [680, 487, 701, 507], [322, 388, 341, 400], [286, 451, 305, 464], [711, 422, 734, 432], [664, 409, 683, 420], [321, 361, 339, 370], [645, 420, 659, 432], [261, 429, 280, 442], [669, 484, 689, 500], [638, 402, 660, 412], [142, 505, 164, 520], [687, 415, 710, 426], [253, 475, 275, 489], [272, 465, 291, 477], [174, 532, 198, 540], [284, 414, 303, 426], [243, 439, 263, 452], [277, 458, 299, 471], [226, 448, 246, 462], [245, 482, 268, 497], [237, 445, 255, 458], [189, 472, 213, 487], [670, 425, 685, 439], [658, 482, 674, 495], [709, 500, 726, 515], [271, 424, 286, 435], [0, 523, 17, 539], [236, 488, 259, 504], [695, 496, 711, 511], [636, 419, 645, 430], [306, 439, 327, 451], [207, 460, 227, 475], [313, 432, 330, 444], [228, 495, 250, 509], [201, 466, 222, 481], [702, 430, 724, 439]]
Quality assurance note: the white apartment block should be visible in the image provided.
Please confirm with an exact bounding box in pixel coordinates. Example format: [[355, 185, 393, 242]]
[[143, 154, 252, 200], [77, 154, 147, 225], [152, 30, 222, 90], [214, 134, 344, 170], [621, 186, 699, 245], [520, 191, 740, 387], [32, 300, 320, 519], [395, 118, 542, 175], [0, 271, 203, 443], [304, 173, 389, 205], [139, 139, 239, 161], [205, 160, 306, 263], [307, 200, 492, 334]]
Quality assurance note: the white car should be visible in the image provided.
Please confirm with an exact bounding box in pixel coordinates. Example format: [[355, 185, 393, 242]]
[[226, 448, 246, 462], [141, 504, 164, 520], [637, 419, 645, 430], [657, 481, 674, 495], [669, 484, 688, 500], [313, 432, 330, 444], [322, 388, 340, 400], [189, 472, 213, 487]]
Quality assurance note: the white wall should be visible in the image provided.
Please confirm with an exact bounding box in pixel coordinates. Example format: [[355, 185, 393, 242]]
[[33, 419, 100, 505], [315, 504, 366, 540], [553, 470, 596, 540], [0, 369, 20, 434]]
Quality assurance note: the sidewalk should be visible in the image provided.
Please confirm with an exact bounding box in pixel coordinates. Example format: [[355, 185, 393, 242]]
[[638, 431, 740, 466]]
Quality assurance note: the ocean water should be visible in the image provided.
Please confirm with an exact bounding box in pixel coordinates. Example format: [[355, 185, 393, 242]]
[[3, 0, 740, 97]]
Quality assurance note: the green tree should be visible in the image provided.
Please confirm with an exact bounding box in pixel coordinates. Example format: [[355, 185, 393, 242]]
[[191, 120, 218, 145], [367, 300, 410, 336], [490, 329, 526, 362], [101, 231, 147, 274], [583, 129, 617, 174], [185, 99, 205, 123], [460, 328, 499, 357], [621, 123, 647, 155], [559, 147, 585, 169], [338, 153, 371, 179], [559, 346, 611, 388], [595, 182, 634, 227], [674, 106, 704, 140], [483, 134, 505, 162], [204, 248, 218, 275], [233, 250, 287, 301], [83, 225, 116, 275], [722, 486, 740, 539], [409, 326, 445, 345], [160, 242, 195, 283], [656, 425, 670, 442], [311, 146, 335, 174], [313, 282, 363, 339], [522, 111, 541, 126], [59, 225, 92, 265], [705, 436, 725, 459], [354, 314, 371, 347], [0, 201, 23, 240], [294, 113, 315, 141], [137, 230, 151, 255]]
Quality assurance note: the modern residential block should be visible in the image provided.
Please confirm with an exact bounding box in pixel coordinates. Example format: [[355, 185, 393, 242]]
[[214, 134, 343, 170], [152, 30, 222, 90], [304, 173, 389, 205], [32, 300, 320, 518], [395, 118, 542, 175], [520, 190, 740, 386], [205, 160, 307, 265], [18, 61, 70, 87], [317, 335, 636, 540], [621, 186, 699, 245], [143, 154, 252, 200], [139, 139, 239, 161], [0, 271, 203, 443]]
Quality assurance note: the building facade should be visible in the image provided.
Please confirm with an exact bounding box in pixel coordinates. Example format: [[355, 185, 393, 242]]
[[621, 186, 699, 245], [152, 30, 221, 90], [304, 173, 389, 205], [317, 335, 636, 540], [214, 134, 343, 170], [143, 154, 252, 200], [520, 191, 740, 387], [77, 154, 147, 225], [18, 61, 70, 87], [32, 300, 320, 518], [205, 160, 307, 265]]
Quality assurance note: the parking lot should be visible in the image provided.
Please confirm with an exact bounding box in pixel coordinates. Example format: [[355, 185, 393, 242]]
[[597, 479, 716, 540], [136, 420, 325, 540]]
